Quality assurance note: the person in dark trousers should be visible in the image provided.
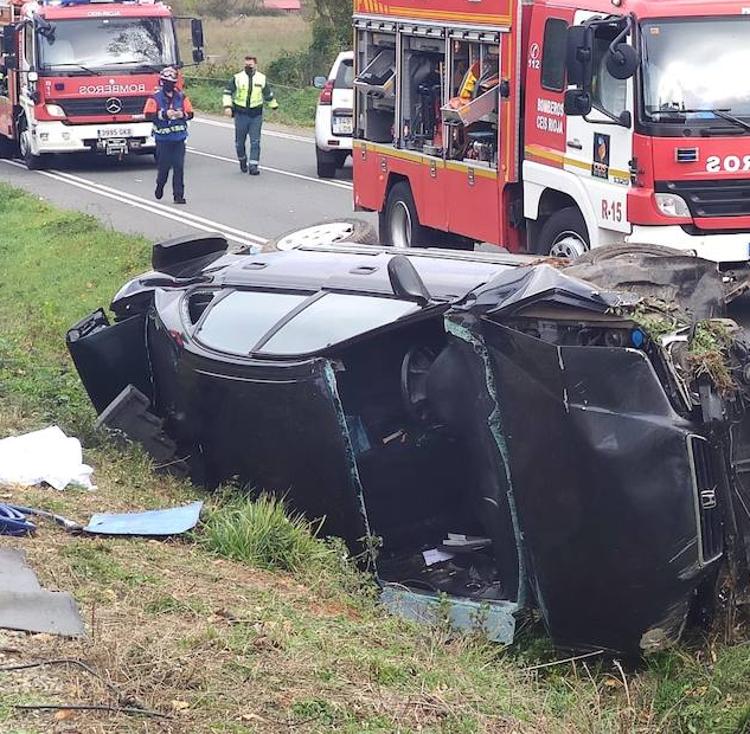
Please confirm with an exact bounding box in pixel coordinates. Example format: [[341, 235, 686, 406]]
[[222, 55, 278, 175], [144, 67, 194, 204]]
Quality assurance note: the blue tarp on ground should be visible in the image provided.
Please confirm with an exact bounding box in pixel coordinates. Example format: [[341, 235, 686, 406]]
[[84, 501, 204, 536]]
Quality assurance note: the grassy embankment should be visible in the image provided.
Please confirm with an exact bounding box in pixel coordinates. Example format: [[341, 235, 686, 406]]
[[0, 182, 749, 732], [181, 15, 320, 128]]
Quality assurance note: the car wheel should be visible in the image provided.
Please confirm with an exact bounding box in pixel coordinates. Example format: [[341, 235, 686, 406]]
[[267, 218, 379, 251], [381, 182, 433, 248], [316, 147, 337, 178], [336, 150, 349, 168], [537, 207, 589, 258]]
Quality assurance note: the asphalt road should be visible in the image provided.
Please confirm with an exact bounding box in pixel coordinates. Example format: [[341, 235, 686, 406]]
[[0, 115, 376, 250]]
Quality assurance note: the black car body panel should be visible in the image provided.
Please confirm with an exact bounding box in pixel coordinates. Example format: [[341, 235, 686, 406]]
[[67, 239, 750, 653]]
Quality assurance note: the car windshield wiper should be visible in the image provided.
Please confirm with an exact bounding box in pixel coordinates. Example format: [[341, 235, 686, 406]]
[[655, 106, 750, 134]]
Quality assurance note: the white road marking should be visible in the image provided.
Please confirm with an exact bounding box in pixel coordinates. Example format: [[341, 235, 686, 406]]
[[1, 159, 267, 249], [186, 146, 354, 191], [193, 116, 313, 143]]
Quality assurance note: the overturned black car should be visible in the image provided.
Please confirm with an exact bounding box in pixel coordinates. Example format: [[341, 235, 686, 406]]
[[67, 234, 750, 654]]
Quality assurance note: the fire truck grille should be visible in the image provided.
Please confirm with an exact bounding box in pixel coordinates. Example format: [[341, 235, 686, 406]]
[[58, 96, 149, 117], [657, 179, 750, 218]]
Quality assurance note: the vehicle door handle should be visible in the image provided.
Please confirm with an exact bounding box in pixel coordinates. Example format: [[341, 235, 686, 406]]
[[566, 138, 583, 150]]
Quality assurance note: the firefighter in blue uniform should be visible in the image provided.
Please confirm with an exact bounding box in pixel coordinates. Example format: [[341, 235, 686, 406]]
[[144, 67, 194, 204]]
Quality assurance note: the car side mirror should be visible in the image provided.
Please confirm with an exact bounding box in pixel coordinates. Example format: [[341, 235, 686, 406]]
[[564, 88, 592, 117], [606, 43, 638, 80], [313, 75, 327, 89], [192, 48, 204, 64], [387, 255, 431, 306]]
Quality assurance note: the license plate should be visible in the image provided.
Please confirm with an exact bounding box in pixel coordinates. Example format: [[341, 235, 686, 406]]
[[332, 117, 352, 135], [98, 128, 132, 139]]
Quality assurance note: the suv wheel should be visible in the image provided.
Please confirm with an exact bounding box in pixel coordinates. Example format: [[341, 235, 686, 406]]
[[316, 147, 337, 178]]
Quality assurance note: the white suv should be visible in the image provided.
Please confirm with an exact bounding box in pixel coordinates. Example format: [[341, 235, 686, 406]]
[[314, 51, 354, 178]]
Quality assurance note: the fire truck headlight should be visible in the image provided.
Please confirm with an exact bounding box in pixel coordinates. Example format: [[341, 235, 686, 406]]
[[655, 193, 691, 218], [45, 104, 66, 119]]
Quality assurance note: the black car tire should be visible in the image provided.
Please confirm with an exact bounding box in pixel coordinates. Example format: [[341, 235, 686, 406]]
[[536, 206, 589, 258], [316, 147, 338, 178], [381, 182, 434, 248]]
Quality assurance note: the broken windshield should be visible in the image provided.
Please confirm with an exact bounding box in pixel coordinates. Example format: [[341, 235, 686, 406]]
[[641, 17, 750, 124], [37, 17, 177, 73]]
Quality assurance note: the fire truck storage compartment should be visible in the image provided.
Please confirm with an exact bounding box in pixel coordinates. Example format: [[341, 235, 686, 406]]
[[399, 28, 445, 153], [443, 35, 500, 166], [332, 319, 517, 604], [355, 26, 396, 143]]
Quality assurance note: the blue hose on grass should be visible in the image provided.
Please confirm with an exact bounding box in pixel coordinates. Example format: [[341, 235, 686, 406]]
[[0, 504, 36, 536]]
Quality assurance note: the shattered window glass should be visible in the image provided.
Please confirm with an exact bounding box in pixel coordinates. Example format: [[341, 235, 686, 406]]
[[196, 291, 308, 354], [260, 293, 419, 355]]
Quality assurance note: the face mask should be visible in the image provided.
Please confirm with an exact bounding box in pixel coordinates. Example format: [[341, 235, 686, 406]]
[[245, 65, 255, 74], [162, 81, 176, 93]]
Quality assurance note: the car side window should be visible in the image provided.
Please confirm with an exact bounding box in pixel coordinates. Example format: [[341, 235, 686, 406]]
[[196, 291, 308, 354], [336, 59, 354, 89], [260, 293, 419, 355], [541, 18, 568, 92]]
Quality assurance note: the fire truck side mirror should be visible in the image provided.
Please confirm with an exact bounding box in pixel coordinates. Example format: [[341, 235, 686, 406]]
[[606, 43, 638, 80], [1, 24, 17, 62], [565, 26, 593, 88], [191, 19, 204, 51], [564, 89, 592, 117]]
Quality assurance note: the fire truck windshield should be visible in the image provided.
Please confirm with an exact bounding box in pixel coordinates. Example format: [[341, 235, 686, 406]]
[[641, 17, 750, 124], [37, 17, 177, 73]]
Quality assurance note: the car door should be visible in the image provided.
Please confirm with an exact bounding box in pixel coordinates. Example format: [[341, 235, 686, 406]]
[[564, 12, 633, 239]]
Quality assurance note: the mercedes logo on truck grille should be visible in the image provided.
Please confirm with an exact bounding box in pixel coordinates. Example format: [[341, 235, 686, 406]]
[[105, 97, 123, 114]]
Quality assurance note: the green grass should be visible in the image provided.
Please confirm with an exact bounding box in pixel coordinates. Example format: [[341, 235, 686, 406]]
[[201, 494, 334, 573], [1, 181, 750, 732], [186, 77, 319, 128]]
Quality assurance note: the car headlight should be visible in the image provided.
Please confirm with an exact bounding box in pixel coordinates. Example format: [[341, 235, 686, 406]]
[[45, 104, 65, 118], [655, 193, 691, 218]]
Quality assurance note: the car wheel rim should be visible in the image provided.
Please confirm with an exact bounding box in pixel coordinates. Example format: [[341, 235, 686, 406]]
[[275, 222, 355, 251], [390, 202, 412, 248], [549, 231, 587, 259]]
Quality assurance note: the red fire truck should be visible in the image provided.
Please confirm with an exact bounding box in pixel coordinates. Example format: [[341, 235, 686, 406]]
[[352, 0, 750, 262], [0, 0, 204, 168]]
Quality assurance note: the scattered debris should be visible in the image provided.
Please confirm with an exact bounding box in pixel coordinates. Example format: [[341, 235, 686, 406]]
[[0, 549, 84, 637], [0, 426, 95, 491]]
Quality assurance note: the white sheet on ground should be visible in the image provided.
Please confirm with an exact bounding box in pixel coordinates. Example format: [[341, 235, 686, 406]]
[[0, 426, 95, 490]]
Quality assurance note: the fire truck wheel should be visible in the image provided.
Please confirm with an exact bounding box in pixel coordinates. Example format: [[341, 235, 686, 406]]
[[316, 147, 338, 178], [537, 207, 590, 259], [382, 182, 432, 248], [19, 124, 48, 170]]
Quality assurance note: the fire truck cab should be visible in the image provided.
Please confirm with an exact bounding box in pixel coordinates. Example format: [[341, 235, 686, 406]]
[[352, 0, 750, 263], [0, 0, 204, 168]]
